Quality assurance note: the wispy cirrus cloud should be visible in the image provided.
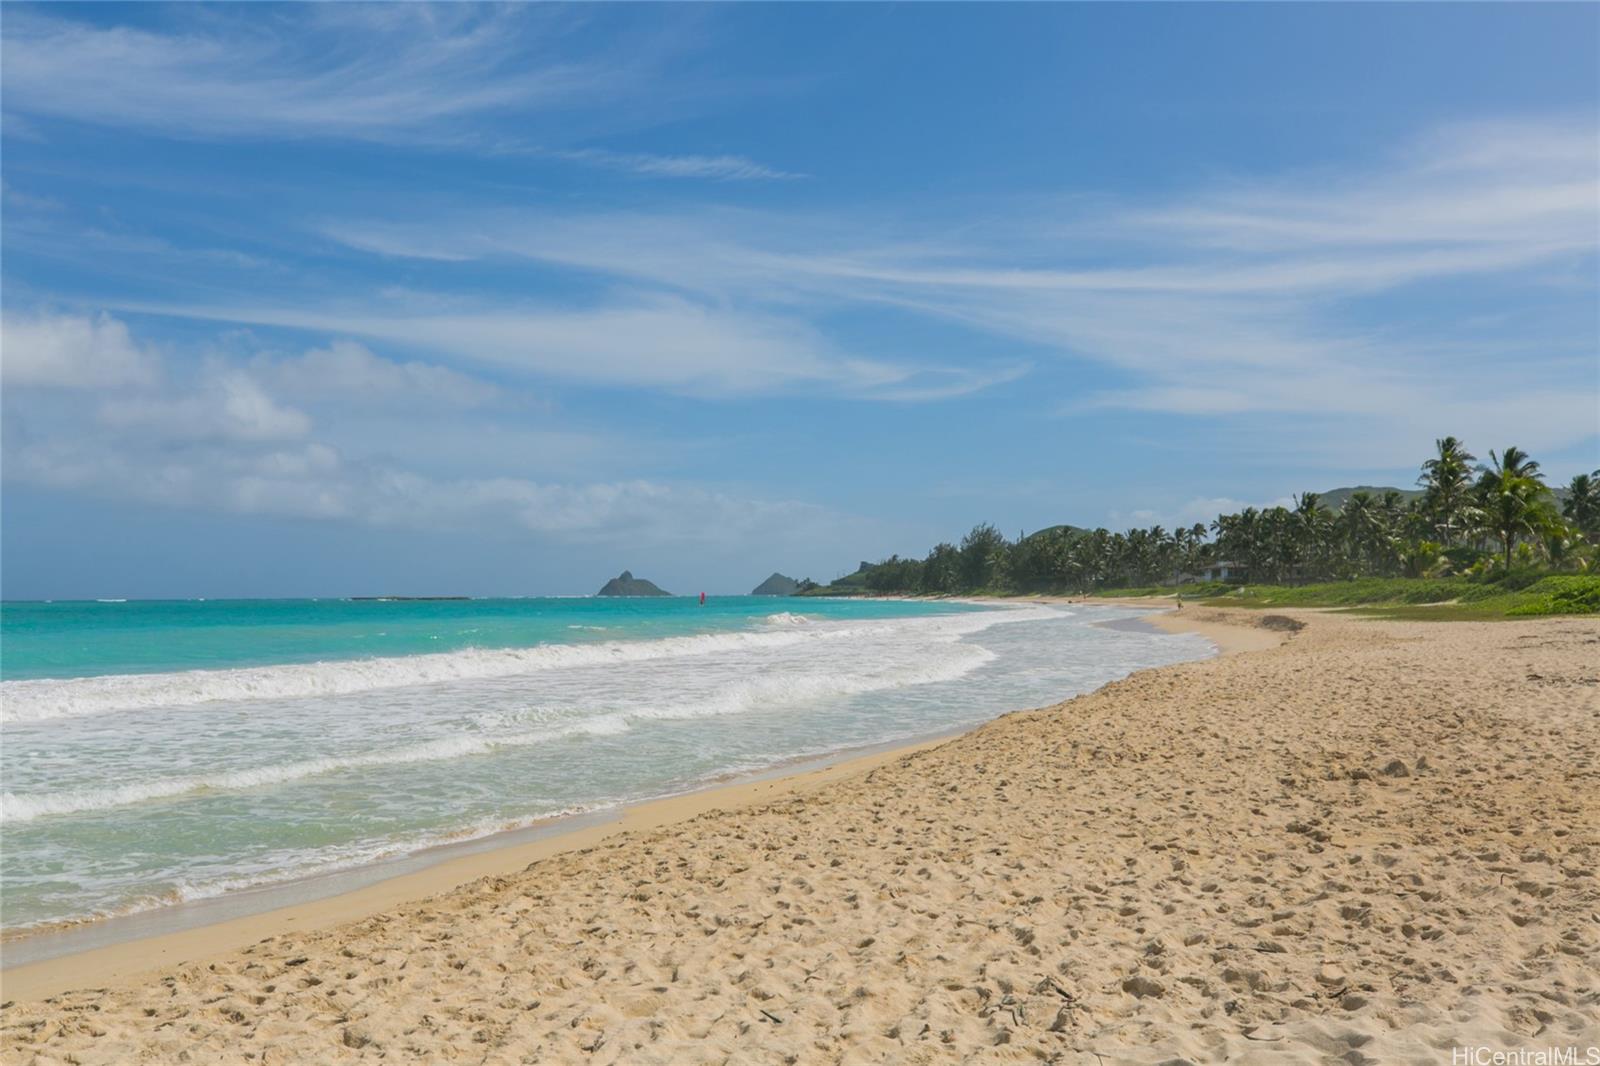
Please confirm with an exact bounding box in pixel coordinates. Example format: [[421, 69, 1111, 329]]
[[314, 117, 1595, 305], [102, 295, 1020, 403], [0, 6, 796, 182], [306, 116, 1598, 455], [10, 109, 1596, 460], [545, 148, 804, 182], [0, 7, 600, 141]]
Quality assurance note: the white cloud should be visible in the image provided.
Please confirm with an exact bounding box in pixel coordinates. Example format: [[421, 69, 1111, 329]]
[[1, 312, 857, 552], [6, 422, 850, 546], [252, 340, 499, 407], [5, 313, 509, 438], [0, 311, 158, 389], [97, 367, 312, 443]]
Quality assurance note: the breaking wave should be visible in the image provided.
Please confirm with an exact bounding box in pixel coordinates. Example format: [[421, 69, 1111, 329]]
[[0, 608, 1068, 822], [2, 606, 1055, 724]]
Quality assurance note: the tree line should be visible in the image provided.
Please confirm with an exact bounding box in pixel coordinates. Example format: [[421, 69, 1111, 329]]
[[822, 438, 1600, 595]]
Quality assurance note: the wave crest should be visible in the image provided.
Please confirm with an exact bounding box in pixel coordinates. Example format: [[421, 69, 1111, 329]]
[[0, 615, 1025, 822], [3, 606, 1057, 724]]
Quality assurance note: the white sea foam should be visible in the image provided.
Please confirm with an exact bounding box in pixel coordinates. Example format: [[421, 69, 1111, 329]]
[[0, 627, 1001, 823], [0, 804, 595, 934], [1, 607, 1054, 724], [3, 603, 1221, 934], [1, 731, 556, 822]]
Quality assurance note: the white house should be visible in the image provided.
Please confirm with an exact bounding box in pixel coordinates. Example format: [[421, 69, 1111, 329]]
[[1187, 561, 1246, 583]]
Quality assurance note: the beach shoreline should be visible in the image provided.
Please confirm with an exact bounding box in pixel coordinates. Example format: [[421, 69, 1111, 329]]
[[0, 601, 1228, 1004], [9, 605, 1593, 1064], [0, 730, 968, 1002]]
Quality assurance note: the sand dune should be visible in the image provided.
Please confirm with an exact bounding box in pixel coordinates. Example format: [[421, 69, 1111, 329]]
[[4, 608, 1597, 1063]]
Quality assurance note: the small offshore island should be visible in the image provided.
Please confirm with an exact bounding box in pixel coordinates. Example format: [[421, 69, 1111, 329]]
[[750, 572, 801, 596], [595, 570, 672, 597]]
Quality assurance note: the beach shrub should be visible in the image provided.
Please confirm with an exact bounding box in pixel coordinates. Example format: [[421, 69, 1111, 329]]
[[1201, 573, 1600, 618], [1505, 576, 1600, 616]]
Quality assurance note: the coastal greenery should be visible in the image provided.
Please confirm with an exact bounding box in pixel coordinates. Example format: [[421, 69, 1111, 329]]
[[1202, 574, 1600, 619], [799, 438, 1600, 617]]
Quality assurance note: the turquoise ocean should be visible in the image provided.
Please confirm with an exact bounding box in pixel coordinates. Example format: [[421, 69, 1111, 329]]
[[0, 596, 1211, 931]]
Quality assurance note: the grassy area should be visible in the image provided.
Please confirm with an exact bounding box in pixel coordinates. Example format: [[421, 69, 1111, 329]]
[[1196, 575, 1600, 619], [802, 574, 1600, 618], [1088, 582, 1234, 599]]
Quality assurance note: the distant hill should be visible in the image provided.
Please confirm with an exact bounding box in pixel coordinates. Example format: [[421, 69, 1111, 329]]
[[795, 561, 874, 596], [751, 572, 801, 596], [1315, 483, 1567, 510], [1021, 524, 1087, 541], [1314, 485, 1421, 510], [596, 570, 671, 597]]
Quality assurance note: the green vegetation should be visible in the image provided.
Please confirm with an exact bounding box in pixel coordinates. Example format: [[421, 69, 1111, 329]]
[[1086, 582, 1233, 599], [1504, 575, 1600, 616], [1199, 574, 1600, 619], [801, 437, 1600, 619]]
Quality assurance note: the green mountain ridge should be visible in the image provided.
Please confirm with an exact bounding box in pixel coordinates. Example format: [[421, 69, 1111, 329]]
[[1316, 484, 1567, 510], [1021, 524, 1088, 541], [1313, 485, 1422, 511]]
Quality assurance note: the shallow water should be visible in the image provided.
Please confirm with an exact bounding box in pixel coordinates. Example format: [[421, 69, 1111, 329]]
[[0, 597, 1210, 930]]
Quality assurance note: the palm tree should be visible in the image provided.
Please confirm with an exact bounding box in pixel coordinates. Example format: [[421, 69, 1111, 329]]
[[1340, 491, 1387, 574], [1106, 530, 1130, 586], [1213, 508, 1263, 581], [1475, 447, 1556, 572], [1170, 523, 1208, 583], [1394, 500, 1439, 575], [1562, 471, 1600, 541], [1419, 436, 1477, 546], [1293, 493, 1334, 581], [1186, 522, 1209, 576], [1080, 530, 1112, 590]]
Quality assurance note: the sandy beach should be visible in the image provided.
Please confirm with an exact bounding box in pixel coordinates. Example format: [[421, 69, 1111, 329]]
[[3, 606, 1597, 1063]]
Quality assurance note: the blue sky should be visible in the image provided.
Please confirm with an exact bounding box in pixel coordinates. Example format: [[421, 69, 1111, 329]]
[[3, 2, 1597, 598]]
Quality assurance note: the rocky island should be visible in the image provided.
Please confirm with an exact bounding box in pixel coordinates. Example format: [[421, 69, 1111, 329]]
[[595, 570, 672, 597], [750, 572, 801, 596]]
